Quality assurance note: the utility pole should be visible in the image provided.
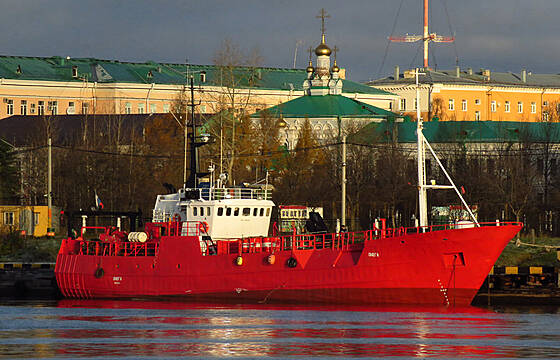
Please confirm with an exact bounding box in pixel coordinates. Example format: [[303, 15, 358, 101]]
[[47, 137, 53, 233], [341, 135, 347, 230]]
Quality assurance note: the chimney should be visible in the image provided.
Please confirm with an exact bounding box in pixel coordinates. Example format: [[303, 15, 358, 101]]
[[467, 68, 473, 75], [394, 65, 400, 81], [521, 69, 527, 83], [455, 66, 460, 78], [482, 69, 491, 80]]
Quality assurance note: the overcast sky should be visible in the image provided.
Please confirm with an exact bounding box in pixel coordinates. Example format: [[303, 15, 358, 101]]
[[1, 0, 559, 82]]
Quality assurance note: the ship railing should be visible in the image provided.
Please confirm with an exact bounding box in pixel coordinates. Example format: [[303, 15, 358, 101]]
[[185, 187, 272, 201], [372, 221, 523, 239], [213, 230, 370, 255], [145, 221, 208, 238], [77, 240, 159, 257]]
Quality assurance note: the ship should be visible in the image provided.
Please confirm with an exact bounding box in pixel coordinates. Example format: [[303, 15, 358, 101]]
[[55, 89, 522, 308]]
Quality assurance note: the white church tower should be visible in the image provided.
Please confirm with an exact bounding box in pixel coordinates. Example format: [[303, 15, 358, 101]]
[[303, 8, 343, 96]]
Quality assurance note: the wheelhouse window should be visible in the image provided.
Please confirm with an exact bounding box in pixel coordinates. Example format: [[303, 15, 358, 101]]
[[260, 208, 264, 216], [266, 208, 271, 216], [226, 208, 232, 216], [234, 207, 239, 216], [242, 208, 251, 216], [193, 207, 198, 216], [253, 208, 258, 216], [217, 207, 223, 216]]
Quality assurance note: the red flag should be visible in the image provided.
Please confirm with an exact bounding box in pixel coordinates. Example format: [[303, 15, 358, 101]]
[[460, 186, 466, 194]]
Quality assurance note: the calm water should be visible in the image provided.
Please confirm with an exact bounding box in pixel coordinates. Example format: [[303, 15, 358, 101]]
[[1, 300, 560, 359]]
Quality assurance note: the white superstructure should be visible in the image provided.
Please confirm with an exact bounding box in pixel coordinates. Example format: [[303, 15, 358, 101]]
[[152, 186, 274, 240]]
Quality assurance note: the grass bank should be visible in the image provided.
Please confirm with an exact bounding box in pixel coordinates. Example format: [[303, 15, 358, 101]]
[[0, 231, 61, 262], [495, 236, 560, 267]]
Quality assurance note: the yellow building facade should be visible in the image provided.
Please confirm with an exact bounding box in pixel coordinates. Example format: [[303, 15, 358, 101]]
[[0, 205, 59, 237], [0, 56, 396, 121], [370, 68, 560, 122]]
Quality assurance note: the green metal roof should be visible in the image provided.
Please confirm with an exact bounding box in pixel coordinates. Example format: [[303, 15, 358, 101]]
[[352, 120, 560, 144], [0, 55, 393, 96], [251, 94, 399, 119]]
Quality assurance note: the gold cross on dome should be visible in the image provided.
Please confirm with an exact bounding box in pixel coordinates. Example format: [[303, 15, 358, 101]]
[[316, 8, 330, 35], [333, 45, 339, 61]]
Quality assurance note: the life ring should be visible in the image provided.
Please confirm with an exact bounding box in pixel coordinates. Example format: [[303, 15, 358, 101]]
[[200, 221, 209, 233], [287, 257, 297, 268], [94, 267, 104, 278], [173, 213, 181, 222], [267, 254, 276, 265], [235, 256, 243, 266]]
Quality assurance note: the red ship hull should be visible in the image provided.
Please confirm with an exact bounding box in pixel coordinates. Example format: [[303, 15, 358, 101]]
[[55, 223, 522, 306]]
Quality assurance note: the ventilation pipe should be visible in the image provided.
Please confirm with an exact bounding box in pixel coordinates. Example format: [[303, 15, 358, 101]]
[[455, 66, 460, 78], [394, 65, 400, 81], [521, 69, 527, 83]]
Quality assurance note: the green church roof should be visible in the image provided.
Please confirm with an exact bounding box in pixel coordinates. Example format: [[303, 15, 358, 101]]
[[251, 94, 399, 119], [0, 55, 393, 96]]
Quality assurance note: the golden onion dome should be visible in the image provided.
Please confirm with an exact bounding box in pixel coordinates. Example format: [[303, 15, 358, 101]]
[[315, 34, 331, 56], [331, 61, 340, 73], [315, 43, 331, 56], [306, 60, 314, 73]]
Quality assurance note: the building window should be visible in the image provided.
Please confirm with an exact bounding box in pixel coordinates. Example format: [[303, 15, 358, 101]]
[[518, 101, 523, 113], [448, 99, 454, 111], [67, 101, 76, 114], [200, 71, 206, 83], [33, 212, 39, 225], [48, 101, 58, 115], [505, 101, 510, 113], [461, 99, 467, 111], [475, 99, 480, 105], [30, 103, 36, 114], [400, 98, 406, 111], [531, 102, 536, 113], [6, 99, 13, 115], [38, 101, 45, 115], [82, 102, 89, 114], [3, 212, 14, 225], [20, 100, 27, 115], [125, 102, 132, 114], [137, 103, 145, 114], [163, 103, 170, 113], [491, 101, 496, 112], [475, 111, 480, 120], [149, 103, 156, 114]]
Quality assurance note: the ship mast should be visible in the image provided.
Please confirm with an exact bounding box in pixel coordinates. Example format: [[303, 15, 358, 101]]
[[414, 69, 479, 227], [389, 0, 454, 68]]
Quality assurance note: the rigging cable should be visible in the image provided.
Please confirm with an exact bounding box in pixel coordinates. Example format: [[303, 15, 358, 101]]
[[439, 0, 460, 66], [376, 0, 406, 79]]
